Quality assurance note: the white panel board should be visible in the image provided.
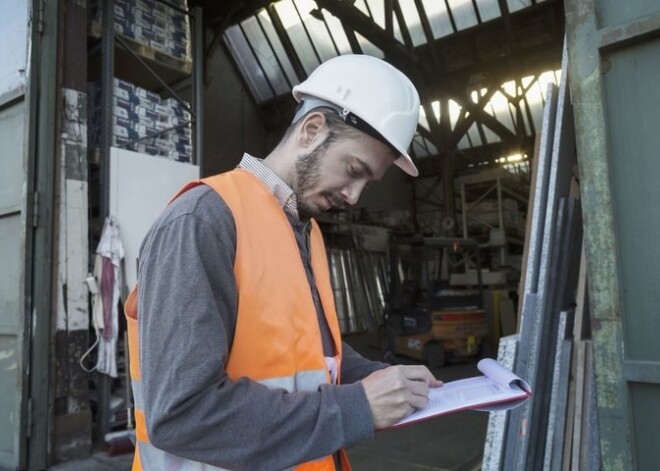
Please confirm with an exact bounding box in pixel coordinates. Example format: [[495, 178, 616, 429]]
[[110, 148, 199, 290]]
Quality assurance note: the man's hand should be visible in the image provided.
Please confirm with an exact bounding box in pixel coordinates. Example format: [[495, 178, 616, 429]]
[[361, 365, 443, 430]]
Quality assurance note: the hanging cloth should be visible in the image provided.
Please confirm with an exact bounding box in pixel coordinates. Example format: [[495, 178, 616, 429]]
[[81, 216, 125, 377]]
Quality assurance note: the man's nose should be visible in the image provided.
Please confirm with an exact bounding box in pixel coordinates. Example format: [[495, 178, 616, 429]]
[[341, 182, 365, 206]]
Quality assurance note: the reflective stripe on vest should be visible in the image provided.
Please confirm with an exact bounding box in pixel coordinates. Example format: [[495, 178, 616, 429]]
[[258, 369, 329, 392], [124, 170, 349, 471]]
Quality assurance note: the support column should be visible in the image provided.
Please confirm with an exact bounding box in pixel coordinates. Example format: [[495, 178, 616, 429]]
[[441, 152, 456, 236], [52, 0, 92, 462]]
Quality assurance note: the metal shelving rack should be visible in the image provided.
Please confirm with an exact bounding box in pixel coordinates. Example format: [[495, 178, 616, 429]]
[[95, 0, 203, 219], [458, 170, 529, 278], [88, 0, 203, 442]]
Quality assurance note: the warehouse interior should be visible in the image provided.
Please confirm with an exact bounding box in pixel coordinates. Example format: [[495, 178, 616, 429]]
[[2, 0, 659, 469]]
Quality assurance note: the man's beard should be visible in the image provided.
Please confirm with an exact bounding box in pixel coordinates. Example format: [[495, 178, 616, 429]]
[[295, 133, 346, 220]]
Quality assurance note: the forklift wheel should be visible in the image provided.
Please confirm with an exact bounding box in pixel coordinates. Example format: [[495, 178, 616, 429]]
[[424, 342, 445, 369]]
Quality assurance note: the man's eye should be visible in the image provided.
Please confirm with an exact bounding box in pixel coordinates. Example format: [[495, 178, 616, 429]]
[[348, 166, 362, 177]]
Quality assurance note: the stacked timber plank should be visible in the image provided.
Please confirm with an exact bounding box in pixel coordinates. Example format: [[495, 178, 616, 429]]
[[482, 43, 601, 470]]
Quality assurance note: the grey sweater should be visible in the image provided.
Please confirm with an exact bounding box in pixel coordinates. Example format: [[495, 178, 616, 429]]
[[136, 182, 388, 470]]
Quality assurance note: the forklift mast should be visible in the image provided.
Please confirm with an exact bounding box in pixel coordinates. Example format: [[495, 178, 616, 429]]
[[381, 236, 490, 367]]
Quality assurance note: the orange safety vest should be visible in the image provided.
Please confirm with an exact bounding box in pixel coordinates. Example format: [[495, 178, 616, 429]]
[[124, 169, 351, 471]]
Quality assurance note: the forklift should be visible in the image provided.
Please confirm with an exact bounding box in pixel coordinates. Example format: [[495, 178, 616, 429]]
[[380, 237, 489, 367]]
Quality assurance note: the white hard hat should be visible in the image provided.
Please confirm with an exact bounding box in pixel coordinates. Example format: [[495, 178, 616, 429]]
[[292, 54, 421, 177]]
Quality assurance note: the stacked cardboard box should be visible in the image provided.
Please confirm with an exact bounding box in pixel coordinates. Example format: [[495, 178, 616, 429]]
[[89, 78, 193, 163], [89, 0, 191, 62]]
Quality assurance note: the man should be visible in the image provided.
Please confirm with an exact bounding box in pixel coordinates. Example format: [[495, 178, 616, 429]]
[[124, 54, 442, 471]]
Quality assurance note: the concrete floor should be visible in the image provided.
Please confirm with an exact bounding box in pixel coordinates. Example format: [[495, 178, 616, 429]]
[[345, 333, 488, 471], [49, 333, 488, 471]]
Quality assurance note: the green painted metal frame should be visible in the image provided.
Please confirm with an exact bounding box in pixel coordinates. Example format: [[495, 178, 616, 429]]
[[24, 0, 60, 468], [27, 0, 60, 467], [565, 1, 660, 469]]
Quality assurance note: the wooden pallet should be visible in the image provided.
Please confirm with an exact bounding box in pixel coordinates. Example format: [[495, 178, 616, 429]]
[[89, 21, 192, 75]]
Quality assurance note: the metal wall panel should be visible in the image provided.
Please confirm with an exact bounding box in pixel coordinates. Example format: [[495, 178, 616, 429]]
[[629, 383, 660, 471], [565, 1, 660, 468], [0, 86, 27, 470], [0, 100, 25, 214], [0, 215, 22, 332], [0, 336, 20, 456], [597, 0, 659, 29], [602, 37, 660, 362]]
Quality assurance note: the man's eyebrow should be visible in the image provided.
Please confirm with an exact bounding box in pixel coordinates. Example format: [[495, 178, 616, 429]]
[[354, 157, 375, 179]]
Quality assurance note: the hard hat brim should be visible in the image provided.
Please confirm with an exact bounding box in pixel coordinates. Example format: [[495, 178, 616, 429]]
[[394, 152, 419, 177], [293, 92, 420, 177]]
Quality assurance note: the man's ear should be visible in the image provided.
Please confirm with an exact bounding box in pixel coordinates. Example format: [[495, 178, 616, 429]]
[[298, 112, 327, 148]]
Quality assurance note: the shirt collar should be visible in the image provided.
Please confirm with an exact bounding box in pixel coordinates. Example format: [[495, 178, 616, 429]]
[[237, 153, 300, 221]]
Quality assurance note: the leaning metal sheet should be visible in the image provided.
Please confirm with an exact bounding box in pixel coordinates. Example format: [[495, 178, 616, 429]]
[[504, 82, 558, 459], [527, 199, 583, 470], [535, 51, 577, 320], [506, 41, 579, 469], [582, 342, 601, 471], [544, 310, 574, 471], [551, 338, 574, 471], [504, 292, 538, 467], [519, 82, 558, 324], [518, 198, 569, 470], [482, 334, 519, 471]]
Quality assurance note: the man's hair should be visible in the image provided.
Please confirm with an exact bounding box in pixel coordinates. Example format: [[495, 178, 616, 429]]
[[276, 106, 398, 161], [280, 107, 361, 145]]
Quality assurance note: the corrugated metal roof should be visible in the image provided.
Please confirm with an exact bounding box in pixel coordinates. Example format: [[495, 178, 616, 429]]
[[407, 69, 560, 159], [223, 0, 557, 163]]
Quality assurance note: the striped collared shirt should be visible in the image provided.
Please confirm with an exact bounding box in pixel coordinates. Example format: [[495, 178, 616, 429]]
[[238, 153, 300, 221]]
